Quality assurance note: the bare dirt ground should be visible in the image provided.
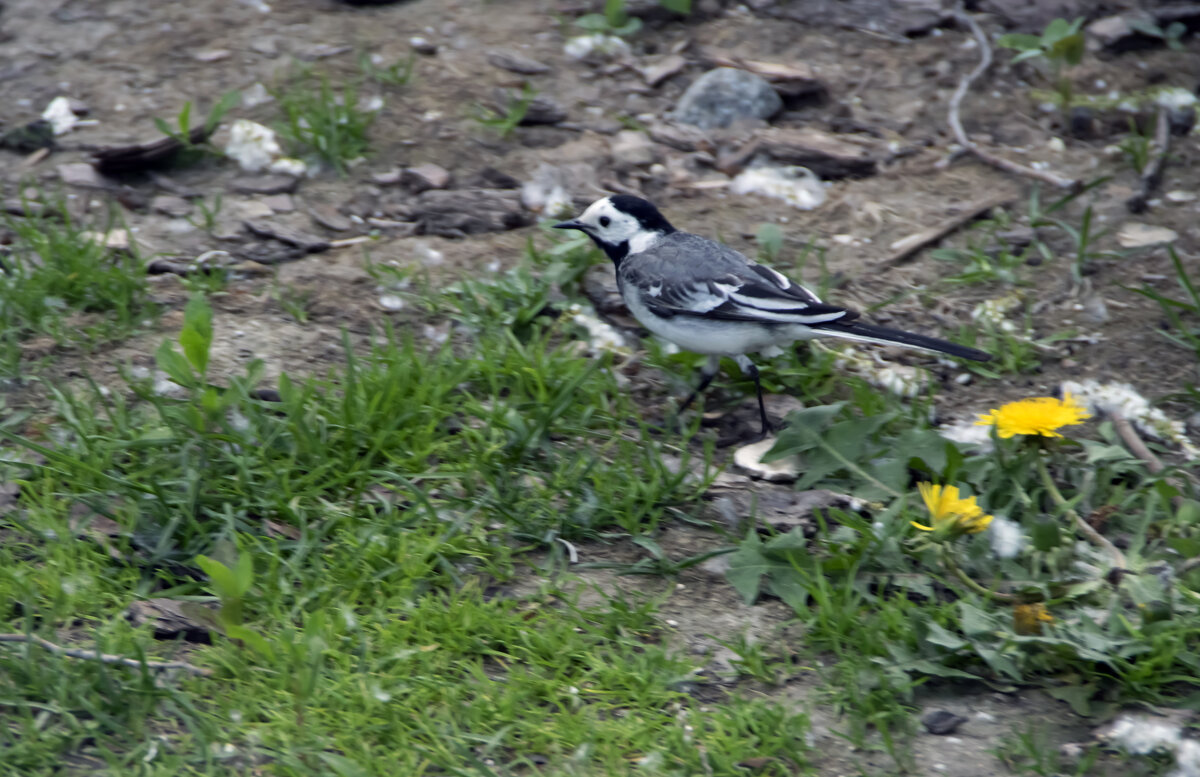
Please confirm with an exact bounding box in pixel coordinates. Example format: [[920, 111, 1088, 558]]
[[3, 0, 1199, 773]]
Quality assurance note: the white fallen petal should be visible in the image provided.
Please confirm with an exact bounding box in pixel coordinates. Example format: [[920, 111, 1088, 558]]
[[42, 96, 79, 135], [733, 437, 800, 483], [729, 165, 826, 210]]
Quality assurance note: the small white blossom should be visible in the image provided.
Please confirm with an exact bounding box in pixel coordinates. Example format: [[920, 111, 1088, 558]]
[[729, 165, 826, 210], [566, 303, 629, 355], [1062, 379, 1198, 459], [987, 516, 1024, 559]]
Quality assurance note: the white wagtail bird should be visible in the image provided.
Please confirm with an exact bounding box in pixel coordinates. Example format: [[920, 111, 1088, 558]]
[[555, 195, 992, 437]]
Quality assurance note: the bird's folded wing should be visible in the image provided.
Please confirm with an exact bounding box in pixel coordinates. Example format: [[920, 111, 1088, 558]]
[[634, 268, 853, 325]]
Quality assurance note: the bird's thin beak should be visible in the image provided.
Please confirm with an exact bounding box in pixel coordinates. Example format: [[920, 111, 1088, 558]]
[[553, 219, 585, 231]]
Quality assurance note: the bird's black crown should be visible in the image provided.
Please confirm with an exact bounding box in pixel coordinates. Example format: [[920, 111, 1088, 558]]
[[610, 195, 677, 234]]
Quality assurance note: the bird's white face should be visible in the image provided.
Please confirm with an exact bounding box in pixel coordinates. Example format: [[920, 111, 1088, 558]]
[[571, 197, 663, 254]]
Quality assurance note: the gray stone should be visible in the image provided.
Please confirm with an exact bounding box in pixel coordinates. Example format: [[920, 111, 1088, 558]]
[[673, 67, 783, 130], [400, 163, 452, 192], [486, 49, 551, 75], [231, 175, 299, 195], [308, 204, 352, 232], [263, 194, 295, 213], [151, 195, 192, 218], [409, 36, 437, 56], [57, 162, 107, 189], [610, 130, 661, 171]]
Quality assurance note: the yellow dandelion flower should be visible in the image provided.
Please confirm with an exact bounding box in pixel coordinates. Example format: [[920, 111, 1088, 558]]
[[911, 483, 994, 536], [975, 393, 1091, 438], [1013, 602, 1054, 635]]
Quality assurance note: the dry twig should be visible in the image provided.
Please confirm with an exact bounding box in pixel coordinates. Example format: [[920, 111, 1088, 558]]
[[0, 633, 213, 677], [878, 193, 1014, 268], [1126, 107, 1171, 214], [1111, 413, 1166, 474], [942, 6, 1082, 192]]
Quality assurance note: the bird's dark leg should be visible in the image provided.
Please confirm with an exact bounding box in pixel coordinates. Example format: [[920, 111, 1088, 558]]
[[735, 355, 772, 438], [679, 355, 721, 415]]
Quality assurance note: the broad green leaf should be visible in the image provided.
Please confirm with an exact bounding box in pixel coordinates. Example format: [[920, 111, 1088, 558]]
[[234, 551, 255, 596], [613, 17, 642, 36], [152, 116, 176, 140], [996, 33, 1041, 51], [195, 554, 239, 601], [763, 529, 807, 562], [1168, 536, 1200, 558], [1045, 684, 1095, 716], [155, 341, 195, 389], [179, 294, 214, 375], [1030, 518, 1062, 552], [317, 753, 372, 777], [659, 0, 691, 14], [895, 427, 951, 474], [925, 621, 968, 651], [767, 402, 845, 458], [904, 658, 979, 681], [574, 13, 610, 31], [973, 644, 1022, 681], [725, 532, 768, 604], [767, 573, 810, 612], [1048, 32, 1085, 66], [957, 601, 996, 638], [177, 101, 192, 137], [225, 623, 275, 661]]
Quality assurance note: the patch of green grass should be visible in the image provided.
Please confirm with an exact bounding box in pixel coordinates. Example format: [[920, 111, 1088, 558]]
[[184, 192, 223, 234], [1133, 247, 1200, 372], [274, 70, 377, 174], [0, 197, 150, 374], [357, 50, 415, 87], [994, 723, 1101, 776], [998, 17, 1085, 110], [472, 84, 536, 139], [0, 233, 821, 774], [151, 91, 240, 166]]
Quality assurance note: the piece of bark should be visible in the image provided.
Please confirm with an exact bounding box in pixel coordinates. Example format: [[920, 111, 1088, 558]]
[[719, 128, 877, 179], [464, 166, 522, 189], [126, 599, 215, 643], [148, 172, 201, 198], [880, 193, 1015, 267], [243, 219, 331, 252], [400, 163, 452, 192], [697, 49, 826, 101], [58, 163, 110, 189], [91, 126, 210, 175], [151, 195, 193, 218], [231, 174, 300, 195], [640, 54, 687, 87], [308, 204, 352, 232], [2, 199, 52, 218], [235, 243, 312, 265], [1126, 107, 1171, 214], [409, 189, 532, 236], [519, 95, 568, 126], [647, 120, 714, 153]]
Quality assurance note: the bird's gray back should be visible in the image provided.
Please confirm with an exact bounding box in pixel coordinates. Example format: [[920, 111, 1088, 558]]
[[619, 232, 750, 289]]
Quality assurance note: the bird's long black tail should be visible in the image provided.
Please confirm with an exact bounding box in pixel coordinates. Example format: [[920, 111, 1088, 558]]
[[813, 320, 992, 362]]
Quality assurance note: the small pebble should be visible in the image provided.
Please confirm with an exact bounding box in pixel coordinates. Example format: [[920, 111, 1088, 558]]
[[409, 36, 437, 55], [378, 294, 405, 311]]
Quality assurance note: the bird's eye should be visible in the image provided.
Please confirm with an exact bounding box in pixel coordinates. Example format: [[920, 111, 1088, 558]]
[[599, 216, 611, 227]]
